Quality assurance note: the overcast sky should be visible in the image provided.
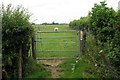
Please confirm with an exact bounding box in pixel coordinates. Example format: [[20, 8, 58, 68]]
[[2, 0, 120, 24]]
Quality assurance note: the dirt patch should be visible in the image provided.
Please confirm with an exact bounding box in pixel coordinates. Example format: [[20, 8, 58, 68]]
[[48, 67, 64, 78], [38, 60, 62, 66], [37, 60, 64, 78]]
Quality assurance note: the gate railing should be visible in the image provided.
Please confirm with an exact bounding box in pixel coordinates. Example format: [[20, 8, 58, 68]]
[[33, 30, 81, 60]]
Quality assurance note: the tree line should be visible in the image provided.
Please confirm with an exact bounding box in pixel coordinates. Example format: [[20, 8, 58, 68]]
[[41, 22, 68, 25]]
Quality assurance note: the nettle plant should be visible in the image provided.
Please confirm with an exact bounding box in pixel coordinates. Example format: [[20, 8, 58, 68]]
[[2, 4, 34, 77]]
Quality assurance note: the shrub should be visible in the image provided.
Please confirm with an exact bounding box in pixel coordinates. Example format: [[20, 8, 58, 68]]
[[69, 1, 120, 78], [2, 4, 34, 78]]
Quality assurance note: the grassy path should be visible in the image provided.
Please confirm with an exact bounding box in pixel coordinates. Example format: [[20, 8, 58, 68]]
[[36, 59, 97, 78], [37, 60, 64, 78]]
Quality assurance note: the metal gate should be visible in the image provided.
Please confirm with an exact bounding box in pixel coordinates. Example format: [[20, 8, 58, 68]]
[[35, 31, 81, 59]]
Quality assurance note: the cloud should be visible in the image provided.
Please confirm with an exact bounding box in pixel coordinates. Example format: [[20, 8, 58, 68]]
[[2, 0, 120, 24]]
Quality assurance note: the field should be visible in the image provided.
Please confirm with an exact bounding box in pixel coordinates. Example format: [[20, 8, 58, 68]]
[[35, 25, 80, 59]]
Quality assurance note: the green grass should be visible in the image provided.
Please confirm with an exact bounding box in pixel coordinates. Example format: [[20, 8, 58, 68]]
[[35, 25, 79, 59], [58, 58, 99, 78], [0, 54, 1, 57], [25, 63, 51, 78], [25, 57, 51, 78]]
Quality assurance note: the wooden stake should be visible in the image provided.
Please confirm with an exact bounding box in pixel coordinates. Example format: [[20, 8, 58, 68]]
[[32, 33, 36, 59], [18, 45, 22, 78], [80, 31, 84, 56]]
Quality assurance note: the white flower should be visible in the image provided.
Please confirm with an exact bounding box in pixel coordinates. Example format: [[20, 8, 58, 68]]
[[95, 64, 97, 67], [72, 68, 74, 71], [72, 67, 75, 73], [99, 50, 103, 53], [76, 61, 78, 63], [72, 64, 75, 68]]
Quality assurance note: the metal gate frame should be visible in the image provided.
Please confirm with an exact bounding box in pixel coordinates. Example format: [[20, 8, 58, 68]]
[[35, 31, 81, 60]]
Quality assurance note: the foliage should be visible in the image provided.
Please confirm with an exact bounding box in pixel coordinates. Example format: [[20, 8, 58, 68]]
[[69, 16, 90, 31], [89, 1, 116, 42], [89, 1, 120, 77], [25, 59, 51, 78], [85, 32, 118, 78], [69, 1, 120, 78], [107, 10, 120, 75], [2, 4, 34, 78], [23, 57, 51, 78], [41, 22, 59, 25]]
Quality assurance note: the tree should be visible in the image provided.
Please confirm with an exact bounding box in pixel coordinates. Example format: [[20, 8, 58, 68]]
[[89, 1, 120, 77], [90, 1, 116, 42], [69, 1, 120, 78], [69, 16, 90, 31]]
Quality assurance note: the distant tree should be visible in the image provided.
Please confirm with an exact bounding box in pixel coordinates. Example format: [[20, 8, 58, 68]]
[[52, 21, 55, 25], [52, 21, 59, 25], [31, 23, 35, 25], [42, 23, 48, 25], [69, 16, 90, 31]]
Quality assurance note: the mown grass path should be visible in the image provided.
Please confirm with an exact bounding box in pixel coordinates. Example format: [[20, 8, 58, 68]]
[[37, 60, 64, 78]]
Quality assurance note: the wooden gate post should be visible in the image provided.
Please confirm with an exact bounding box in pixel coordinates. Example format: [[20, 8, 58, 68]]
[[32, 32, 36, 59], [80, 31, 83, 56], [80, 30, 86, 56], [18, 45, 22, 78]]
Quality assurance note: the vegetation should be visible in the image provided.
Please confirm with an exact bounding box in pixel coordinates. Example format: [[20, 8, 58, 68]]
[[41, 22, 68, 25], [25, 57, 51, 78], [2, 0, 120, 79], [2, 4, 34, 78], [58, 59, 99, 78], [69, 1, 120, 78], [69, 16, 90, 31]]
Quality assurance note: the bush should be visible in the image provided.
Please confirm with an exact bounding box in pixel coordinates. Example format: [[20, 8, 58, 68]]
[[89, 1, 116, 42], [2, 4, 34, 78], [69, 1, 120, 78], [89, 1, 120, 77], [23, 57, 37, 76], [69, 16, 90, 31]]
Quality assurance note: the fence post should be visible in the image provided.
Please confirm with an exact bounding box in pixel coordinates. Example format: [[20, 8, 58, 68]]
[[80, 31, 83, 56], [32, 32, 36, 59], [80, 30, 86, 56], [18, 45, 22, 78]]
